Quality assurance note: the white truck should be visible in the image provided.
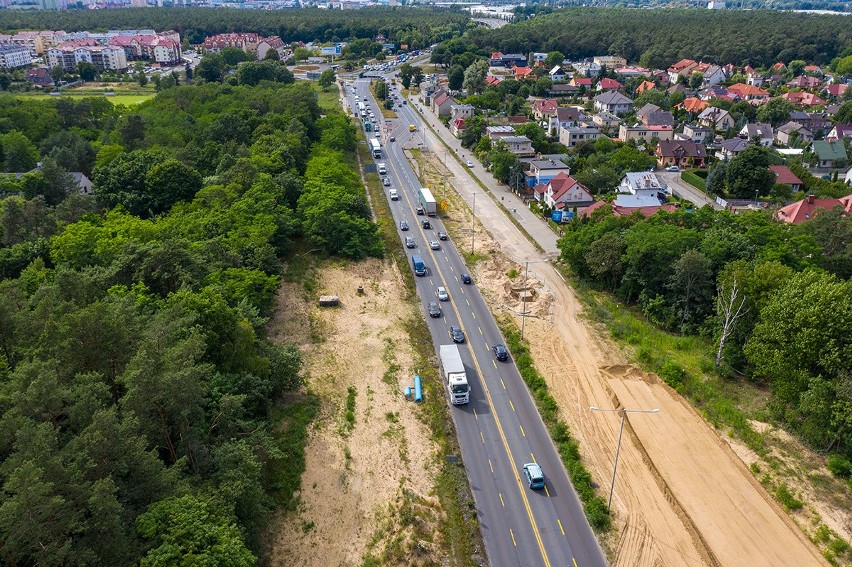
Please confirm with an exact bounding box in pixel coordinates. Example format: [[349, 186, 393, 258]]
[[439, 344, 470, 405], [418, 187, 437, 217], [369, 138, 382, 158]]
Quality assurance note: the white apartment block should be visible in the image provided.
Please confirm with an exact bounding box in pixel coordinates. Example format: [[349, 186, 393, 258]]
[[47, 45, 128, 71], [0, 45, 33, 68]]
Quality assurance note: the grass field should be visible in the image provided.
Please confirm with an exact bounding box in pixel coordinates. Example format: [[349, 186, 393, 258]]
[[12, 93, 155, 105]]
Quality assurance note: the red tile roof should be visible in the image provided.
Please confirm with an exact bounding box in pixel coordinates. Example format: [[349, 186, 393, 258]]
[[781, 91, 826, 106], [532, 99, 558, 114], [485, 76, 502, 85], [598, 77, 622, 90], [580, 201, 677, 218], [728, 83, 770, 98], [668, 58, 697, 72], [514, 66, 534, 79], [826, 84, 848, 97], [678, 97, 709, 112], [570, 77, 592, 87], [775, 195, 852, 224], [768, 165, 803, 186], [636, 80, 656, 93]]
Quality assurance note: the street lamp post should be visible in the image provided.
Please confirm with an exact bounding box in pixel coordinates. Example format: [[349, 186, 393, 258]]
[[589, 406, 660, 513]]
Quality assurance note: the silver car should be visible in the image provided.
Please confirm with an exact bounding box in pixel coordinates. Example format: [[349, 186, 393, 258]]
[[436, 286, 449, 301]]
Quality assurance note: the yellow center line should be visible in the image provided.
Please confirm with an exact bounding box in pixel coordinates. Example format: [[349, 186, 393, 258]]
[[499, 493, 505, 507], [544, 485, 551, 497], [520, 425, 526, 437], [531, 452, 536, 462], [492, 360, 497, 368], [473, 408, 478, 420], [510, 529, 517, 547], [489, 459, 494, 473], [480, 431, 485, 444], [573, 559, 578, 567], [472, 312, 476, 319], [510, 400, 515, 412], [558, 519, 565, 536], [384, 103, 552, 567], [478, 326, 483, 335], [466, 298, 470, 306]]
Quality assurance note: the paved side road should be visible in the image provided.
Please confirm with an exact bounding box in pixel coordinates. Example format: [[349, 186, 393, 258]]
[[656, 171, 722, 209]]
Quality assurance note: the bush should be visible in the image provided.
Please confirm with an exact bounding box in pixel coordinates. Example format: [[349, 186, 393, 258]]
[[681, 169, 707, 191], [584, 497, 612, 531], [658, 360, 687, 390], [774, 483, 803, 511], [826, 454, 852, 478]]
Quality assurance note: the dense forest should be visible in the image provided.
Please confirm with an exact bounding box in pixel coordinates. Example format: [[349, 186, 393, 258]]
[[0, 75, 381, 564], [468, 8, 852, 67], [558, 206, 851, 460], [0, 6, 469, 47]]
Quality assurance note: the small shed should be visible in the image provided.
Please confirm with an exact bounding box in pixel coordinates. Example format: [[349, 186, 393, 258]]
[[318, 295, 340, 307]]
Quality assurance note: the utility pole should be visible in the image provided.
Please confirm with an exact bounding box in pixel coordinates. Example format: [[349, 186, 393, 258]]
[[589, 406, 660, 512]]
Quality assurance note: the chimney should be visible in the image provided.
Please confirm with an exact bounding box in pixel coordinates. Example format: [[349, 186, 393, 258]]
[[807, 194, 815, 204]]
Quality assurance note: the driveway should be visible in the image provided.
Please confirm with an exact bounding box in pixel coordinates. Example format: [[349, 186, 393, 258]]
[[656, 171, 722, 209]]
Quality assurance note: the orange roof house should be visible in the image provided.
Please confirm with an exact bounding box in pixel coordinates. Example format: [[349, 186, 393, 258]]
[[775, 194, 852, 224], [677, 97, 709, 113], [636, 80, 656, 94]]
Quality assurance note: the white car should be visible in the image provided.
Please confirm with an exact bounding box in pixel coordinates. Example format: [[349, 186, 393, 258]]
[[429, 240, 440, 250], [436, 286, 449, 301], [465, 159, 474, 167], [665, 165, 680, 172]]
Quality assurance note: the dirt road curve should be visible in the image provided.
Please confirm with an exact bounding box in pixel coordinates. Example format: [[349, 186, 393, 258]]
[[413, 115, 828, 566]]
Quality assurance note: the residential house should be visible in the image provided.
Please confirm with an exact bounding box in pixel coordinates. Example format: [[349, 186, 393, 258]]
[[547, 106, 588, 136], [700, 64, 726, 87], [786, 76, 823, 90], [698, 107, 734, 131], [667, 58, 698, 84], [573, 61, 601, 78], [513, 65, 534, 80], [450, 104, 474, 120], [826, 124, 852, 142], [491, 53, 527, 68], [636, 80, 656, 94], [811, 140, 848, 168], [450, 117, 466, 138], [507, 116, 530, 126], [486, 126, 516, 141], [618, 123, 673, 143], [533, 172, 594, 210], [532, 52, 547, 64], [804, 65, 824, 75], [620, 172, 669, 199], [527, 158, 572, 187], [652, 69, 670, 85], [532, 99, 559, 121], [656, 140, 707, 168], [727, 83, 770, 104], [0, 45, 32, 68], [47, 43, 129, 72], [678, 97, 709, 114], [775, 121, 813, 146], [489, 51, 504, 66], [11, 167, 93, 195], [591, 112, 621, 132], [781, 91, 826, 107], [570, 76, 593, 88], [700, 85, 735, 101], [825, 83, 848, 99], [680, 124, 714, 144], [771, 62, 787, 74], [807, 112, 832, 134], [775, 194, 852, 224], [667, 83, 688, 96], [717, 137, 750, 160], [593, 55, 627, 68], [25, 67, 53, 87], [256, 36, 287, 61], [614, 193, 667, 208], [549, 83, 579, 97], [559, 125, 603, 148], [614, 66, 650, 79], [500, 136, 535, 156], [845, 165, 852, 185], [432, 92, 454, 117], [636, 103, 674, 127], [596, 77, 623, 92], [593, 91, 633, 114], [739, 123, 774, 146], [549, 66, 566, 82], [768, 165, 803, 191], [485, 76, 502, 87]]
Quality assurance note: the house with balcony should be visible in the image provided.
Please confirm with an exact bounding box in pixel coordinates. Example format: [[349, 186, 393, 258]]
[[618, 123, 673, 143], [656, 140, 707, 168], [532, 172, 594, 210], [526, 158, 572, 187], [546, 106, 588, 136], [698, 107, 734, 131], [739, 123, 774, 146], [620, 172, 669, 199], [559, 125, 603, 148], [775, 121, 813, 146], [500, 136, 535, 156]]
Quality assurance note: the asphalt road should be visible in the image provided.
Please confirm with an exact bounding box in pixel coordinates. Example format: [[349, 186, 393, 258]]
[[656, 171, 722, 209], [345, 79, 608, 567]]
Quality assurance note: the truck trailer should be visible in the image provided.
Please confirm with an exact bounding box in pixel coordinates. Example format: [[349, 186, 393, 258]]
[[369, 138, 382, 158], [439, 344, 470, 405], [418, 187, 437, 217]]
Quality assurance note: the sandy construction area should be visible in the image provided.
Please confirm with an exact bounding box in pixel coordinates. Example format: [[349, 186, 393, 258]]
[[267, 259, 445, 566]]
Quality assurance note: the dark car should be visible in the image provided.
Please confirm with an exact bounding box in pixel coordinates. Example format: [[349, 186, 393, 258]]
[[449, 325, 465, 343], [437, 231, 448, 241], [427, 302, 441, 318], [400, 220, 409, 231], [461, 273, 472, 285], [421, 219, 431, 229], [492, 344, 509, 361], [390, 136, 396, 142]]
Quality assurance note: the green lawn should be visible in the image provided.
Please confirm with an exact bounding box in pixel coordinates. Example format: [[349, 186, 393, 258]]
[[13, 93, 155, 105]]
